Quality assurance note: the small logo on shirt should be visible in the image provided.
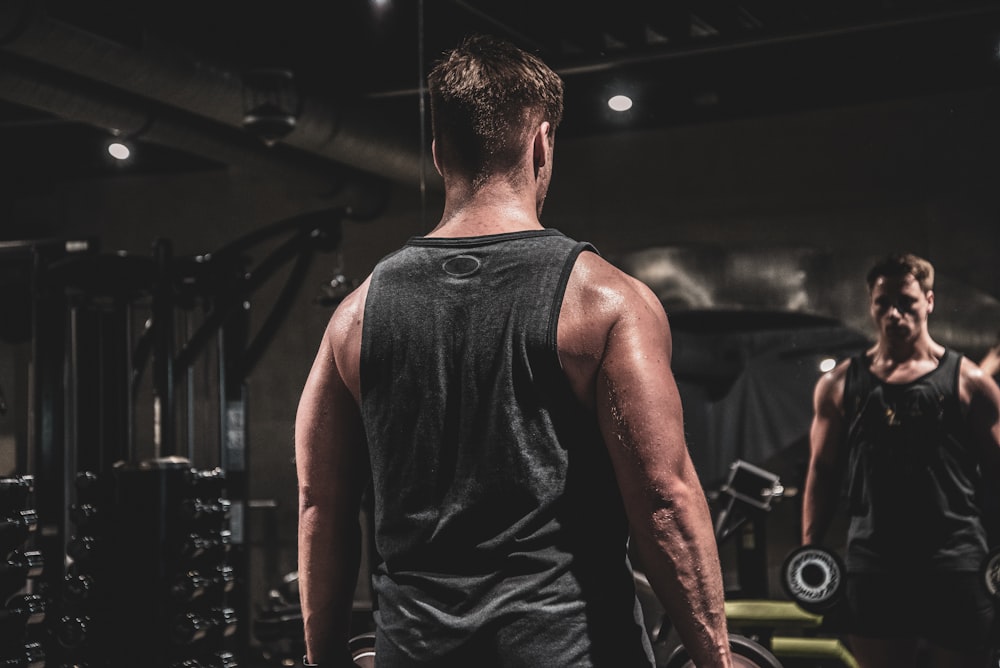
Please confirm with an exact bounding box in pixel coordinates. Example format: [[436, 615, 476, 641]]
[[442, 255, 481, 277]]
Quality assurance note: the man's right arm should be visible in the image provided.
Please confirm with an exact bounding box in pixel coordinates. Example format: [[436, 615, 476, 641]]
[[801, 364, 848, 545], [564, 257, 731, 666]]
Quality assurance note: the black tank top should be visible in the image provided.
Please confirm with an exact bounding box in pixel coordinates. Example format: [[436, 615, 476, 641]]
[[843, 349, 987, 572], [360, 230, 653, 664]]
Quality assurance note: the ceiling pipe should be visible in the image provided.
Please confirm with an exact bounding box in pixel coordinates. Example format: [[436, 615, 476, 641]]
[[0, 53, 351, 196], [0, 1, 437, 188]]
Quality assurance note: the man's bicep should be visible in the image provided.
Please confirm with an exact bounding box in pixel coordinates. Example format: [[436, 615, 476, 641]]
[[809, 374, 847, 468], [967, 367, 1000, 461], [594, 296, 691, 509], [295, 334, 368, 508]]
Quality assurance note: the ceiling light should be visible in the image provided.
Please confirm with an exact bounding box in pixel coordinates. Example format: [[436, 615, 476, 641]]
[[105, 120, 150, 164], [107, 141, 131, 161], [819, 358, 836, 373], [607, 94, 633, 112]]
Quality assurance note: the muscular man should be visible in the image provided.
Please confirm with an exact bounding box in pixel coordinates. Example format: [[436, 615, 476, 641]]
[[295, 35, 731, 667], [802, 252, 1000, 667]]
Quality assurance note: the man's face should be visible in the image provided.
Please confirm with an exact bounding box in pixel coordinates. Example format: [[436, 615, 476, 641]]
[[869, 273, 934, 344]]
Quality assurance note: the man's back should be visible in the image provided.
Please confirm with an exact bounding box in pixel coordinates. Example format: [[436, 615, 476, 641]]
[[355, 229, 653, 664]]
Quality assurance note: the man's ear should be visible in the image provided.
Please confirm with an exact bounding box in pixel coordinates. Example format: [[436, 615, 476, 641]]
[[532, 121, 551, 174], [926, 289, 935, 314], [432, 139, 443, 177]]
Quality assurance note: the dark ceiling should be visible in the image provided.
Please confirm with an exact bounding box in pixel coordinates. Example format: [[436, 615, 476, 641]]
[[1, 0, 1000, 187]]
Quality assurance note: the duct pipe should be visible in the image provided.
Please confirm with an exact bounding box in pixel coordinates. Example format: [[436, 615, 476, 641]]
[[0, 1, 436, 188], [0, 53, 352, 196]]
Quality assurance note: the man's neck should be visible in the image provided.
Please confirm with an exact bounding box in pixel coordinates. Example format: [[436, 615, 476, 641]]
[[865, 333, 945, 384], [427, 180, 543, 238], [871, 333, 942, 369]]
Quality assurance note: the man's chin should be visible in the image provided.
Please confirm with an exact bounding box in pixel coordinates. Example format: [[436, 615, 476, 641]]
[[884, 327, 911, 340]]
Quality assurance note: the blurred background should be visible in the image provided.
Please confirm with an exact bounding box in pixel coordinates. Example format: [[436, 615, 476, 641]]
[[1, 0, 999, 665]]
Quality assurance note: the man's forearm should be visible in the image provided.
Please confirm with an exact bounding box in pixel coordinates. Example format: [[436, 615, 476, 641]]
[[299, 505, 361, 666], [801, 466, 838, 545], [633, 486, 731, 667]]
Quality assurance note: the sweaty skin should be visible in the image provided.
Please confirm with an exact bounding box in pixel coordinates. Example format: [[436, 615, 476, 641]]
[[559, 251, 731, 664]]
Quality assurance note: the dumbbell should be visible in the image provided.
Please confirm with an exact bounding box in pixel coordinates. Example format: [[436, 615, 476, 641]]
[[300, 634, 376, 668], [786, 544, 1000, 612], [344, 632, 781, 668], [781, 545, 846, 614], [349, 633, 375, 668], [981, 547, 1000, 601], [340, 632, 781, 668], [663, 633, 782, 668]]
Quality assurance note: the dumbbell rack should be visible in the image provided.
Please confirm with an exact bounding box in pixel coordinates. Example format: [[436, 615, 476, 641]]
[[52, 459, 237, 668], [0, 475, 45, 668]]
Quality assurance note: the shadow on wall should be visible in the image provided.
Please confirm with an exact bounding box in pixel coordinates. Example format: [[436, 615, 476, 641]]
[[668, 309, 869, 488]]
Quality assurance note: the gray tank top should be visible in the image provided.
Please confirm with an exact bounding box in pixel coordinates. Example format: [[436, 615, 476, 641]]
[[360, 230, 653, 664]]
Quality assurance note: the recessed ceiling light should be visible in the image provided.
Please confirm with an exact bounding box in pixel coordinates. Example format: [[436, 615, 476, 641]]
[[607, 94, 633, 112], [819, 357, 836, 373], [107, 141, 131, 160]]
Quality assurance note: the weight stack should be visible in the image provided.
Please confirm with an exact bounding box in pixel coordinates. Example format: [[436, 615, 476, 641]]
[[54, 458, 238, 668], [0, 475, 46, 668]]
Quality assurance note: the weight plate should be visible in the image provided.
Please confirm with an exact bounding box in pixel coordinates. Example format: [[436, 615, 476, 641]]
[[781, 545, 845, 613], [664, 632, 783, 667], [981, 547, 1000, 600]]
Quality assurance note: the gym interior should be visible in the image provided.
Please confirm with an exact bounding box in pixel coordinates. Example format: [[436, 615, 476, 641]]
[[2, 1, 1000, 666]]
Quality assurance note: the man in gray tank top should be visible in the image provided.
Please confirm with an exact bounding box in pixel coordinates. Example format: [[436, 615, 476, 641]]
[[802, 253, 1000, 667], [295, 34, 732, 667]]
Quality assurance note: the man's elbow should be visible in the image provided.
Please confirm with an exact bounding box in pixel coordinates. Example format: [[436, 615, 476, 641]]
[[636, 482, 707, 540], [298, 483, 363, 535], [299, 484, 336, 519]]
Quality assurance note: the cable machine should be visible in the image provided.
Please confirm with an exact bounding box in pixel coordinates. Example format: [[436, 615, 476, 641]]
[[0, 209, 350, 668]]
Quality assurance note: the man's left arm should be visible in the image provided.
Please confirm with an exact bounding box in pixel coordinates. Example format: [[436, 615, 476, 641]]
[[963, 358, 1000, 470], [295, 316, 369, 667]]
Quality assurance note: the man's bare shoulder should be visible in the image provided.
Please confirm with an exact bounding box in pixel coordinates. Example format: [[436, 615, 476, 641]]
[[557, 251, 668, 403], [565, 250, 667, 326], [325, 277, 370, 342], [321, 276, 371, 400], [959, 354, 1000, 406], [960, 354, 990, 383], [814, 358, 851, 414]]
